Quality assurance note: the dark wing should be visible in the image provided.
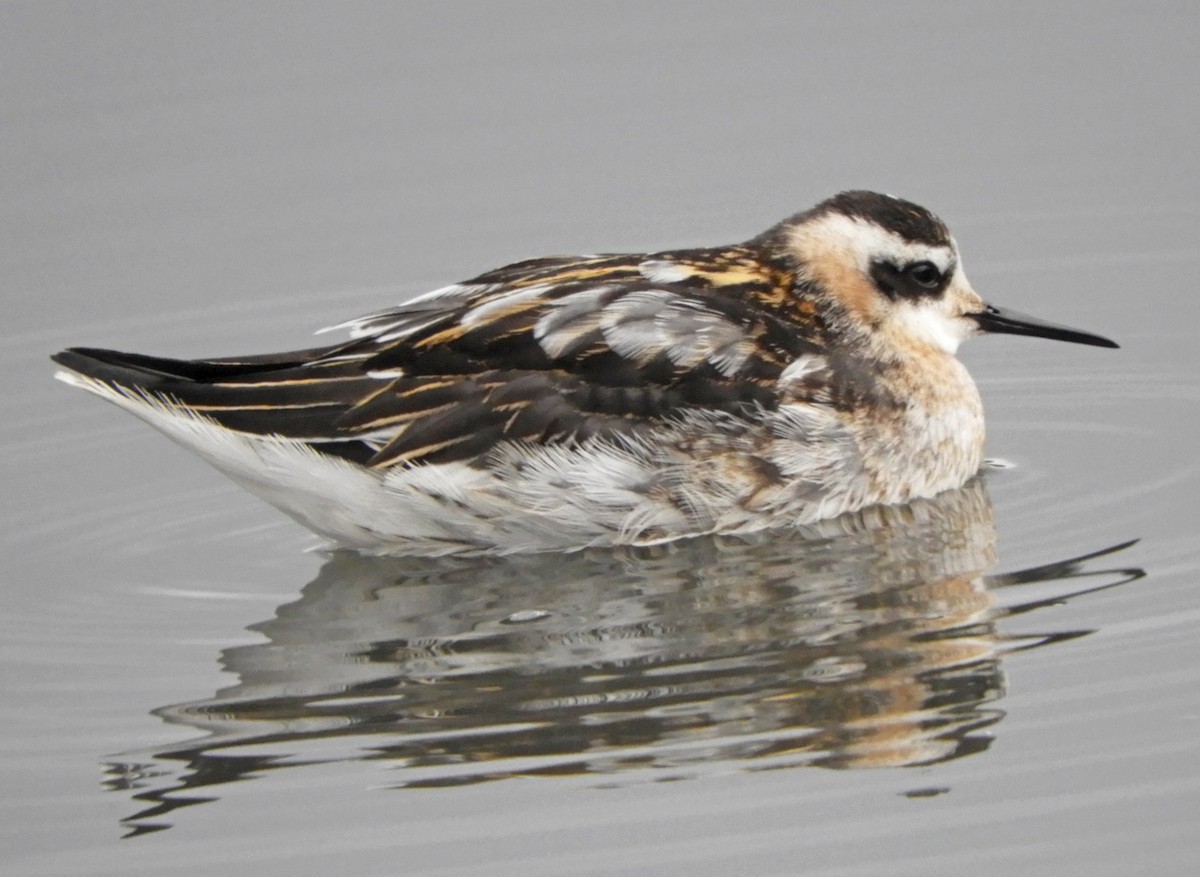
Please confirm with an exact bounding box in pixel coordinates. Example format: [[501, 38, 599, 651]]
[[51, 345, 389, 464], [55, 245, 822, 468]]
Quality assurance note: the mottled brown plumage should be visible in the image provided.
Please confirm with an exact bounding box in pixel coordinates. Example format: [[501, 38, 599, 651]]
[[52, 191, 1117, 555]]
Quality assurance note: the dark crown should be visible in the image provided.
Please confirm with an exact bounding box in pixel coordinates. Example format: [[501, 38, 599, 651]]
[[807, 191, 953, 248]]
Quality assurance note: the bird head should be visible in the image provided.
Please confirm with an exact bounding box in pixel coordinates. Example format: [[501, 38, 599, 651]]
[[778, 191, 1117, 356]]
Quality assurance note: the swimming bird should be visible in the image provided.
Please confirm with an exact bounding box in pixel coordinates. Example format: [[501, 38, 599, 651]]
[[52, 191, 1117, 555]]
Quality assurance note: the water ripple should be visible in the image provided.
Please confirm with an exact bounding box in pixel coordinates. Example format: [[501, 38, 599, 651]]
[[96, 479, 1143, 837]]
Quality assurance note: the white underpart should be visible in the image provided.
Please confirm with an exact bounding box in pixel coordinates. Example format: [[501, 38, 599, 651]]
[[53, 368, 706, 555], [56, 363, 894, 555], [55, 359, 984, 555], [56, 370, 400, 548]]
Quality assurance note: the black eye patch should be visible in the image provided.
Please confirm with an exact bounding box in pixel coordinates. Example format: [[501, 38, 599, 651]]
[[869, 260, 949, 300], [906, 261, 941, 288]]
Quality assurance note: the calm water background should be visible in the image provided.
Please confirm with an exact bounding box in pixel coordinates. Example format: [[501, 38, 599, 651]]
[[3, 2, 1199, 874]]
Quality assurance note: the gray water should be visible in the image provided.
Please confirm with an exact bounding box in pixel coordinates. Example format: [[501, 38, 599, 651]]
[[4, 3, 1199, 875]]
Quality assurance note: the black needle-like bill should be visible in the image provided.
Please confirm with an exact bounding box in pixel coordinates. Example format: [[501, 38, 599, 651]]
[[973, 304, 1119, 348]]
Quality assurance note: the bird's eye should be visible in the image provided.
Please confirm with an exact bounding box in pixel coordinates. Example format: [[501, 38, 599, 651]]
[[906, 261, 942, 288]]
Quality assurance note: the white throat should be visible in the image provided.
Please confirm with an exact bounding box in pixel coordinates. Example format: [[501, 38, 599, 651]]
[[891, 302, 969, 354]]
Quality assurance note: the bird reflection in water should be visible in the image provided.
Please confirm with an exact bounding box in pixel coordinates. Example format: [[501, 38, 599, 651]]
[[104, 477, 1142, 836]]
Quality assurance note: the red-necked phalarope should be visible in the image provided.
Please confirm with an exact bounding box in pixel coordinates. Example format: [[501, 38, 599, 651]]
[[53, 191, 1117, 555]]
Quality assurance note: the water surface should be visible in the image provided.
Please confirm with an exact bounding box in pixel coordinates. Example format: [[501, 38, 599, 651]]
[[4, 3, 1199, 875]]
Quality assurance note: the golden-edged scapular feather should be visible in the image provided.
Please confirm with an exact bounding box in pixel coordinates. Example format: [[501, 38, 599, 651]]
[[54, 240, 833, 469]]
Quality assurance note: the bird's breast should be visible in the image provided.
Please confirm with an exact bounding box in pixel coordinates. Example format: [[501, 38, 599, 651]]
[[855, 354, 986, 504], [767, 347, 985, 509]]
